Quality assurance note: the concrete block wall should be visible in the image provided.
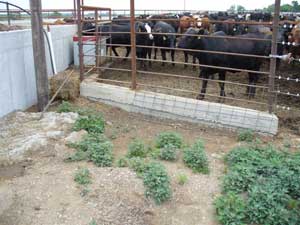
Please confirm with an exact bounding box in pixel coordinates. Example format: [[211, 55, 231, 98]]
[[0, 25, 77, 118], [81, 79, 278, 135]]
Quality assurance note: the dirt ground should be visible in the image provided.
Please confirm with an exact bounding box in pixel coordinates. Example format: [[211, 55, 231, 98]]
[[95, 48, 300, 134], [1, 97, 299, 225]]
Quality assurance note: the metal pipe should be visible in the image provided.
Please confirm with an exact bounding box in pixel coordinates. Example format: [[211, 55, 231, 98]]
[[6, 2, 10, 26], [130, 0, 137, 90], [84, 53, 269, 74], [77, 0, 84, 81], [268, 0, 281, 113]]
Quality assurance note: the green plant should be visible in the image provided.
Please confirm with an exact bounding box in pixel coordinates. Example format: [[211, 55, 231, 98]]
[[74, 168, 91, 185], [89, 142, 114, 167], [148, 146, 161, 159], [155, 132, 183, 149], [237, 129, 255, 142], [218, 143, 300, 225], [57, 101, 74, 113], [246, 182, 292, 225], [89, 219, 97, 225], [127, 139, 147, 158], [116, 157, 129, 167], [159, 144, 178, 161], [222, 164, 257, 193], [215, 192, 247, 225], [65, 149, 90, 162], [176, 173, 188, 185], [128, 157, 148, 176], [183, 140, 209, 174], [66, 134, 113, 167], [73, 115, 105, 134], [143, 162, 171, 204]]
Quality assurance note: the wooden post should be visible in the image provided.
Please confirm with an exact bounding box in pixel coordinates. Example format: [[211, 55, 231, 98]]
[[268, 0, 281, 113], [30, 0, 49, 111]]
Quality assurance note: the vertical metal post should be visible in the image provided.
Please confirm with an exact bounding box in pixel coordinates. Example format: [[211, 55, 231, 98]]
[[95, 10, 100, 73], [268, 0, 281, 113], [130, 0, 137, 90], [109, 9, 112, 61], [77, 0, 84, 81], [6, 2, 10, 26], [30, 0, 49, 111], [73, 0, 77, 19]]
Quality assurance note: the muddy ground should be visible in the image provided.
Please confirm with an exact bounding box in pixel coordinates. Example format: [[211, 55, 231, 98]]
[[1, 97, 299, 225]]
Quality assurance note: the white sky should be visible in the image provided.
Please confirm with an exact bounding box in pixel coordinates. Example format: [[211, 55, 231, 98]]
[[1, 0, 295, 11]]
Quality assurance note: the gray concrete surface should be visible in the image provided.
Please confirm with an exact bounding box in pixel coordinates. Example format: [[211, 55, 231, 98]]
[[0, 25, 77, 118], [80, 78, 278, 135]]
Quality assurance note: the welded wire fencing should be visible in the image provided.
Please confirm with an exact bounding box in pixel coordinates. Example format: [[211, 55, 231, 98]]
[[76, 0, 300, 133]]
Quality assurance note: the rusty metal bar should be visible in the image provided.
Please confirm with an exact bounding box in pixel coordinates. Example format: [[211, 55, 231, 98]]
[[95, 78, 132, 85], [77, 0, 84, 81], [136, 44, 270, 59], [95, 9, 100, 73], [136, 70, 268, 89], [268, 0, 281, 113], [84, 30, 271, 42], [130, 0, 137, 90], [85, 65, 132, 72], [85, 53, 269, 74], [84, 53, 269, 75]]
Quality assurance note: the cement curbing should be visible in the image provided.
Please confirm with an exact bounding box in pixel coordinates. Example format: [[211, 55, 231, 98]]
[[80, 79, 278, 135]]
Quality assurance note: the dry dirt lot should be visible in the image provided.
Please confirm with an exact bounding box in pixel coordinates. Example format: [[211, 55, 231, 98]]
[[1, 97, 299, 225]]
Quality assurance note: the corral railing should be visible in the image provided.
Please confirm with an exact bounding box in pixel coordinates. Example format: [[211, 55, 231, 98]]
[[76, 0, 300, 127]]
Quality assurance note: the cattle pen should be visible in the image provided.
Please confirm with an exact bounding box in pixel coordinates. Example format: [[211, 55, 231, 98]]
[[77, 1, 300, 134]]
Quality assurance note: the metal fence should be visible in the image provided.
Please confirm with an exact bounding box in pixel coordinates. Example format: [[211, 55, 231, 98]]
[[76, 0, 300, 129]]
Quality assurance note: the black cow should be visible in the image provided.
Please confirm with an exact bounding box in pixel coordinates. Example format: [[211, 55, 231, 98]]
[[153, 21, 176, 66], [99, 22, 153, 68], [180, 28, 208, 69], [178, 29, 283, 100], [148, 14, 180, 33]]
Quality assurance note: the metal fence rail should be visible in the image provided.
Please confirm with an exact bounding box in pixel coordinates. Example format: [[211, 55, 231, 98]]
[[76, 0, 300, 121]]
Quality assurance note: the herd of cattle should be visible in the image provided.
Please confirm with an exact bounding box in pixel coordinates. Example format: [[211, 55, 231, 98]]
[[83, 12, 300, 99]]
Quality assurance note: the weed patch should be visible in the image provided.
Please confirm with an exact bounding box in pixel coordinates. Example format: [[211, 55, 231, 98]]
[[183, 140, 209, 174]]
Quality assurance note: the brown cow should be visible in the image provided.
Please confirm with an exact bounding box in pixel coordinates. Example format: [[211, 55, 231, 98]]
[[289, 23, 300, 58], [179, 16, 193, 33]]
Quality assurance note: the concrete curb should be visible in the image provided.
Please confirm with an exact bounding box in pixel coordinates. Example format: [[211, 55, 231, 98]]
[[80, 78, 278, 135]]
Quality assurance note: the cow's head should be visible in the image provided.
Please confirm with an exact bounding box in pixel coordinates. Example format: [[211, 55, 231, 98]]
[[178, 28, 206, 49]]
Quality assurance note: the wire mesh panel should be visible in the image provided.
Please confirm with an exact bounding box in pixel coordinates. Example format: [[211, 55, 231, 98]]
[[76, 0, 300, 134]]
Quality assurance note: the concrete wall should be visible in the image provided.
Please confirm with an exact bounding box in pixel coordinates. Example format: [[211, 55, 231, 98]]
[[0, 25, 77, 118], [81, 78, 278, 135]]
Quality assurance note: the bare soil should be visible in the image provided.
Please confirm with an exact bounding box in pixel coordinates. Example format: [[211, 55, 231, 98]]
[[1, 97, 299, 225]]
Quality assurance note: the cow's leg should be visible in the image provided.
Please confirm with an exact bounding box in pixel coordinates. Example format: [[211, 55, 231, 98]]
[[124, 47, 131, 61], [161, 49, 166, 66], [192, 55, 197, 70], [184, 52, 188, 68], [154, 48, 157, 60], [197, 70, 209, 100], [171, 49, 175, 66], [248, 73, 259, 98], [112, 47, 119, 57], [148, 48, 152, 67], [218, 71, 226, 103]]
